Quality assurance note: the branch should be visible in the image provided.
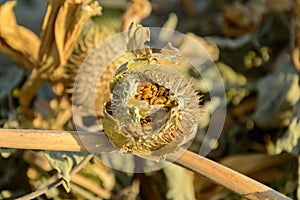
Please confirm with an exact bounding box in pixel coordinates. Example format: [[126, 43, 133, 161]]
[[0, 128, 291, 200], [15, 154, 94, 200]]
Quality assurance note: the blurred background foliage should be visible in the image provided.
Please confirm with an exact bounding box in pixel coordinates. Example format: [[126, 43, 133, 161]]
[[0, 0, 299, 199]]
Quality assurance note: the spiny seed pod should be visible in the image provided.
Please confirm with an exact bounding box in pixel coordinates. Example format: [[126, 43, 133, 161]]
[[63, 19, 120, 121], [103, 61, 200, 156]]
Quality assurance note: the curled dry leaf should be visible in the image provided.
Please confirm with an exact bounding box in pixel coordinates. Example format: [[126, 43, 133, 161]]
[[121, 0, 152, 31], [222, 0, 292, 37], [222, 0, 266, 37], [39, 0, 102, 80], [0, 1, 40, 71], [269, 101, 300, 156], [253, 72, 300, 129], [17, 0, 102, 116]]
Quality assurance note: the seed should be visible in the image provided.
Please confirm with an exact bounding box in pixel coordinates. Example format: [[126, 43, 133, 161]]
[[144, 82, 152, 88], [143, 92, 153, 99], [151, 84, 158, 91], [149, 96, 157, 105], [172, 100, 178, 107], [145, 116, 151, 122], [153, 98, 165, 104], [153, 96, 167, 104], [158, 90, 168, 97], [162, 106, 170, 112], [135, 94, 143, 100], [137, 86, 144, 93]]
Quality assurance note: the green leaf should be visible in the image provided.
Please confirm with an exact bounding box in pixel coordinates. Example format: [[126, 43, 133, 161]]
[[163, 164, 195, 200], [45, 151, 88, 192]]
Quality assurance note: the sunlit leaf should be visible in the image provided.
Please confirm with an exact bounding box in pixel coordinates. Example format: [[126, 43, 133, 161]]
[[163, 164, 195, 200], [45, 151, 88, 192]]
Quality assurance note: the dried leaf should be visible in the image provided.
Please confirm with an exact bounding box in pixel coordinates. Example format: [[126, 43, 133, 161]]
[[270, 101, 300, 155], [217, 62, 248, 105], [253, 71, 300, 129], [121, 0, 152, 31], [18, 0, 102, 116], [185, 33, 219, 62], [127, 24, 150, 52], [0, 1, 40, 70], [158, 13, 178, 42], [39, 0, 102, 71], [163, 164, 195, 200], [45, 151, 88, 192], [222, 0, 266, 36]]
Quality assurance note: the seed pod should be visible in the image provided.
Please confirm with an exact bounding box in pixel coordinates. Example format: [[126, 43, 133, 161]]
[[103, 63, 200, 157]]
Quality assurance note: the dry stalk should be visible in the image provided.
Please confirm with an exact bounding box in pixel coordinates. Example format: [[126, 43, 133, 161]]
[[0, 128, 291, 200]]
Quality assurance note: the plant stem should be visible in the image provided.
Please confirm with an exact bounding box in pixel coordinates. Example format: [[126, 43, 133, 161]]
[[0, 129, 115, 152], [167, 148, 291, 200], [0, 128, 291, 200]]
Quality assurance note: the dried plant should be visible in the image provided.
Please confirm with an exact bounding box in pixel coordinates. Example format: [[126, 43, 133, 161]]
[[0, 0, 101, 119]]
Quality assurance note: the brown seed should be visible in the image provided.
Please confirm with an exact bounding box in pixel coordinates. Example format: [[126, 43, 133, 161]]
[[135, 94, 143, 100], [151, 84, 158, 91], [172, 100, 178, 107], [153, 98, 165, 105], [145, 116, 152, 122], [137, 90, 144, 95], [137, 86, 144, 93], [144, 82, 152, 88], [162, 106, 170, 112], [165, 99, 172, 106], [158, 90, 168, 97], [149, 97, 157, 105], [143, 92, 153, 99], [159, 86, 166, 91]]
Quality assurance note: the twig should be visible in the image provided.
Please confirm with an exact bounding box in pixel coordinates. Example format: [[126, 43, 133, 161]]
[[70, 182, 102, 200], [15, 154, 94, 200], [71, 174, 111, 199], [16, 177, 63, 200], [167, 149, 291, 200], [0, 129, 115, 152], [0, 128, 291, 200]]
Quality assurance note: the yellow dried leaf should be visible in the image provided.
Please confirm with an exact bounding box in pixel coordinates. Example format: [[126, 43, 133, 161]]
[[39, 0, 102, 69], [222, 1, 266, 37], [0, 1, 40, 70], [121, 0, 152, 31], [18, 0, 102, 116]]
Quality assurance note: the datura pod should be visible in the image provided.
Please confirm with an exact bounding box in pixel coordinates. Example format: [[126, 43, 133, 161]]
[[101, 24, 200, 157], [103, 60, 200, 157]]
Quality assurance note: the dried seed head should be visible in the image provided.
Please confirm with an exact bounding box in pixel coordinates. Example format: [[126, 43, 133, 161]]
[[104, 64, 200, 155]]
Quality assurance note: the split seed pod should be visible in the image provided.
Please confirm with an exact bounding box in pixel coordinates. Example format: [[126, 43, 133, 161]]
[[101, 24, 200, 157], [103, 55, 200, 157]]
